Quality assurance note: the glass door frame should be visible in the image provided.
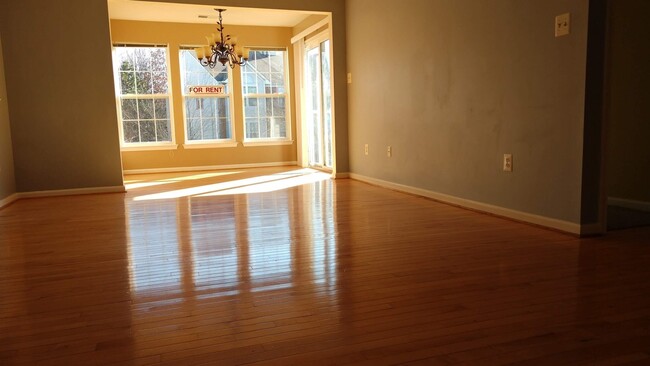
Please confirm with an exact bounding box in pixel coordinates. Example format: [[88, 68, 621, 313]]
[[304, 31, 333, 171], [293, 17, 337, 176]]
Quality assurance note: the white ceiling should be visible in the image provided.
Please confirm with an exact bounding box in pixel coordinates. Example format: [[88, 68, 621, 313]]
[[107, 0, 320, 27]]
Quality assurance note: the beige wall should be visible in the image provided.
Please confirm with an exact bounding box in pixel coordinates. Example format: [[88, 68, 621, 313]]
[[111, 20, 297, 171], [346, 0, 589, 224], [0, 34, 16, 200], [293, 15, 328, 36], [606, 0, 650, 203], [143, 0, 349, 173], [0, 0, 124, 193]]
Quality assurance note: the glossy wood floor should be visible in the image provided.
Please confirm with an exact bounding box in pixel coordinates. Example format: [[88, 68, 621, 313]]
[[1, 167, 649, 365]]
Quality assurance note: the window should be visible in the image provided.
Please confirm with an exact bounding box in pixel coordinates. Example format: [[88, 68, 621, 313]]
[[179, 49, 234, 144], [113, 45, 172, 146], [241, 49, 290, 141]]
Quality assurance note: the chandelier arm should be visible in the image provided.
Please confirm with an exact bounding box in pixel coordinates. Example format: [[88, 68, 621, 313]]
[[200, 8, 247, 69]]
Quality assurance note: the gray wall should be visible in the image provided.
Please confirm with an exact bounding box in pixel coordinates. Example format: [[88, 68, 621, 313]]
[[0, 34, 16, 200], [346, 0, 589, 224], [606, 0, 650, 203], [0, 0, 124, 192]]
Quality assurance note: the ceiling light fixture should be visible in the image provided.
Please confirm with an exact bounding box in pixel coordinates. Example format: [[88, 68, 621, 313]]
[[195, 9, 249, 69]]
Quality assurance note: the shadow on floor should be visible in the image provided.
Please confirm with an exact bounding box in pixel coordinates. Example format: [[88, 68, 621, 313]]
[[607, 205, 650, 231]]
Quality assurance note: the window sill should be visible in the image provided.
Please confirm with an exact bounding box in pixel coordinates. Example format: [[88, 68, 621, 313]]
[[121, 144, 178, 152], [183, 141, 239, 149], [242, 140, 294, 147]]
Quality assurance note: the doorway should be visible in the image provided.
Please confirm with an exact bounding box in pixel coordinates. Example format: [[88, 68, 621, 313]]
[[304, 33, 333, 170]]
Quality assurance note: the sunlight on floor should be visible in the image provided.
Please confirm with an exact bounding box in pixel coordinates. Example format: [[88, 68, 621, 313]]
[[130, 168, 330, 201], [124, 171, 241, 190]]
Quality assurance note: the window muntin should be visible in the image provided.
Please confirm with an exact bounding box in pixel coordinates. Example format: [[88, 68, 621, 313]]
[[241, 50, 290, 141], [180, 49, 233, 143], [114, 45, 173, 145]]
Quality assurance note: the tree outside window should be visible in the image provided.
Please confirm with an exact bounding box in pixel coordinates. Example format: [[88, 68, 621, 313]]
[[114, 46, 172, 144]]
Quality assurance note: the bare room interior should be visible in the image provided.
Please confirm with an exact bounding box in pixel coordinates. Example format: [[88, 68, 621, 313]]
[[0, 0, 648, 364]]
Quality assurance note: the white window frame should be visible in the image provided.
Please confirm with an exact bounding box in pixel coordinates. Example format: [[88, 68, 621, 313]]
[[179, 48, 237, 148], [112, 44, 177, 151], [241, 48, 293, 146]]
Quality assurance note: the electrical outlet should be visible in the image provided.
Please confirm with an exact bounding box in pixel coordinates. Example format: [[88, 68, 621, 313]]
[[364, 144, 369, 155], [503, 154, 513, 172], [555, 13, 570, 37], [347, 73, 352, 84], [387, 146, 392, 158]]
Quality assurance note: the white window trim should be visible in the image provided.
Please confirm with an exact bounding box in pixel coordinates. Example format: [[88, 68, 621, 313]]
[[241, 48, 292, 143], [121, 144, 179, 152], [183, 141, 239, 149], [112, 44, 176, 151], [241, 140, 294, 147], [179, 48, 237, 147]]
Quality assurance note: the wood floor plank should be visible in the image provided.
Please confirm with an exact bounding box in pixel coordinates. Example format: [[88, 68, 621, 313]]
[[1, 167, 649, 365]]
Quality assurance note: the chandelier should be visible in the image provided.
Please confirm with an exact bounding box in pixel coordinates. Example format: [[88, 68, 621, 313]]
[[195, 9, 248, 69]]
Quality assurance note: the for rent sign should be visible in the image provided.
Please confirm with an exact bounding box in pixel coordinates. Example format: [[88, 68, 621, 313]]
[[187, 85, 226, 95]]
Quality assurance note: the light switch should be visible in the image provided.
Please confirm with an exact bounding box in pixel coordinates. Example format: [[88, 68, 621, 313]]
[[555, 13, 570, 37]]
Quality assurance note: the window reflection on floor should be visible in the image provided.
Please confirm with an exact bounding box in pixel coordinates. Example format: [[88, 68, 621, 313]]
[[310, 181, 337, 287], [124, 168, 338, 302], [126, 200, 181, 294], [190, 196, 238, 291], [247, 191, 293, 291]]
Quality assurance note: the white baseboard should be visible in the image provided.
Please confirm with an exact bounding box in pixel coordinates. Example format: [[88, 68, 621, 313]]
[[349, 173, 583, 235], [123, 161, 298, 175], [0, 193, 19, 210], [608, 197, 650, 212], [17, 185, 126, 199]]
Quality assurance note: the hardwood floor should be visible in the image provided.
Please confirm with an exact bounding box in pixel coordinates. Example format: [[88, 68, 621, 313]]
[[1, 167, 649, 365]]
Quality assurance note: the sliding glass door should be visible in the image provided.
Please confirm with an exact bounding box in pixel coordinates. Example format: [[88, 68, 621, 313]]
[[305, 35, 333, 169]]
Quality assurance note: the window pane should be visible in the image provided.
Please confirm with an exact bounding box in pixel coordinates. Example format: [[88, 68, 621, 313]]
[[136, 72, 152, 94], [272, 98, 286, 117], [272, 118, 286, 138], [217, 118, 230, 138], [202, 118, 217, 140], [185, 98, 200, 119], [271, 72, 285, 93], [121, 99, 137, 120], [244, 97, 259, 118], [260, 118, 270, 138], [156, 120, 171, 141], [137, 99, 154, 120], [124, 121, 139, 143], [152, 72, 168, 94], [217, 98, 228, 118], [135, 50, 151, 71], [188, 119, 202, 140], [120, 72, 136, 94], [264, 98, 273, 117], [201, 98, 216, 118], [118, 52, 135, 71], [246, 119, 259, 139], [151, 49, 167, 72], [140, 121, 156, 142], [154, 98, 168, 119]]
